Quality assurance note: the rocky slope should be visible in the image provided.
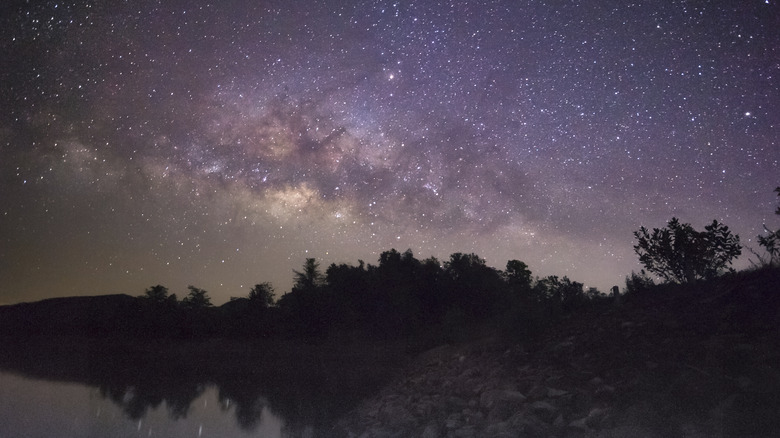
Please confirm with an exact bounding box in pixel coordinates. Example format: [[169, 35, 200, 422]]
[[331, 269, 780, 437]]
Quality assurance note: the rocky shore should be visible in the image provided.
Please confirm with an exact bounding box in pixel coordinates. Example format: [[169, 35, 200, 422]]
[[331, 272, 780, 437], [332, 339, 627, 437]]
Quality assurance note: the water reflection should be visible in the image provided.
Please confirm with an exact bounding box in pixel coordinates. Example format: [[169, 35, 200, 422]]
[[0, 372, 285, 437], [0, 337, 403, 437]]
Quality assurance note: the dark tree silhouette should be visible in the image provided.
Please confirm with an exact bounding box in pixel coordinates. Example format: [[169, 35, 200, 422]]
[[444, 252, 504, 321], [181, 286, 213, 308], [143, 285, 169, 302], [498, 260, 545, 343], [248, 282, 275, 308], [445, 252, 487, 281], [634, 217, 742, 283], [370, 249, 425, 336], [137, 284, 182, 337], [505, 260, 532, 292], [416, 256, 445, 322], [278, 258, 331, 337], [325, 261, 371, 329], [293, 258, 325, 291], [533, 275, 586, 313]]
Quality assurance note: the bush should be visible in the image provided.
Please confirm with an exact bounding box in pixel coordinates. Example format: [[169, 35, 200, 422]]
[[633, 218, 741, 283], [624, 270, 655, 294]]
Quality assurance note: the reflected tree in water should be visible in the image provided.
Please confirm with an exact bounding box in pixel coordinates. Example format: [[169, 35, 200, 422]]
[[98, 379, 205, 421]]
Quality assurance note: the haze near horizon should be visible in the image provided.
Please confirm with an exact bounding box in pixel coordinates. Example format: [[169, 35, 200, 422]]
[[1, 1, 778, 304]]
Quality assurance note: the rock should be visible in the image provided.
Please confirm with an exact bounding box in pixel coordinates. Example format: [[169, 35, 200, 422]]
[[527, 385, 548, 401], [453, 426, 477, 437], [362, 426, 394, 438], [530, 401, 558, 422], [481, 389, 527, 422], [547, 387, 569, 397], [585, 407, 609, 428], [596, 425, 663, 438], [510, 412, 551, 437], [594, 384, 616, 401], [568, 417, 590, 432], [480, 389, 500, 408], [484, 421, 507, 434], [488, 401, 515, 422], [502, 390, 527, 403], [377, 403, 414, 428], [459, 367, 480, 378], [447, 396, 468, 410], [414, 400, 435, 417], [480, 389, 526, 409], [420, 423, 440, 438], [552, 341, 575, 360], [445, 413, 462, 430]]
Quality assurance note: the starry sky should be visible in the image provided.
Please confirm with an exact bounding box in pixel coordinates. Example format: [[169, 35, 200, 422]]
[[1, 0, 778, 305]]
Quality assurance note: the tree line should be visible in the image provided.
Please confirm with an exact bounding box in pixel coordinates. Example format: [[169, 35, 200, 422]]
[[135, 187, 777, 342], [140, 250, 600, 342]]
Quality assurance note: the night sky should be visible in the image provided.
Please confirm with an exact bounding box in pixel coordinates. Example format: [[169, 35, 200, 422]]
[[2, 1, 778, 305]]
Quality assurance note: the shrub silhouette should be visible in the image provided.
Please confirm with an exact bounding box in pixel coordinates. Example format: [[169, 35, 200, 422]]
[[181, 286, 213, 308], [142, 285, 170, 303], [634, 217, 742, 283], [248, 282, 275, 308], [624, 270, 655, 295]]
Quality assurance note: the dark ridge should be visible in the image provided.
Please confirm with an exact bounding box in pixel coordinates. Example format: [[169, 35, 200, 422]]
[[0, 294, 145, 337]]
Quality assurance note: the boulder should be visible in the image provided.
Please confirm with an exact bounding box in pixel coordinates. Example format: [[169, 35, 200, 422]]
[[547, 387, 569, 398], [480, 389, 526, 409], [530, 401, 558, 423], [420, 423, 441, 438]]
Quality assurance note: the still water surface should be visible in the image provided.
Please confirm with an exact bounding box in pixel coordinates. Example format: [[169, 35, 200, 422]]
[[0, 371, 290, 437], [0, 337, 404, 437]]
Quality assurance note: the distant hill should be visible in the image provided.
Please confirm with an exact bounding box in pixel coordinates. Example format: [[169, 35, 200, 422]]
[[0, 293, 275, 339], [0, 294, 149, 337]]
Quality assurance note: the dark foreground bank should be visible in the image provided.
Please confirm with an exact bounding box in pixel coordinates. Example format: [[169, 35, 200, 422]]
[[332, 267, 780, 437]]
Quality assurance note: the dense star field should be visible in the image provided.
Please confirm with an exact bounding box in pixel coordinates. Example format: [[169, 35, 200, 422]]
[[1, 1, 778, 304]]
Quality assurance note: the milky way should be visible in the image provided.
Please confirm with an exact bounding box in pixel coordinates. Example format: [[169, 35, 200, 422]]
[[1, 1, 778, 304]]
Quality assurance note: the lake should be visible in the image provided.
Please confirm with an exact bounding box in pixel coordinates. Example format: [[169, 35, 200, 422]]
[[0, 371, 290, 437], [0, 336, 407, 438]]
